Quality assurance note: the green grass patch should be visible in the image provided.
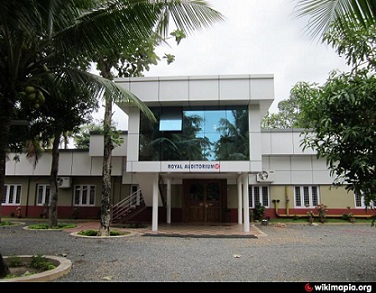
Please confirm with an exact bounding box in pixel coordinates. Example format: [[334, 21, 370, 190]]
[[4, 255, 56, 279], [27, 223, 77, 230], [78, 229, 130, 236], [0, 221, 17, 227], [267, 217, 373, 224], [29, 255, 56, 271], [7, 256, 23, 267]]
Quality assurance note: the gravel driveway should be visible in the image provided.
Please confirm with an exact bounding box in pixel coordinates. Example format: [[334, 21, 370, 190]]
[[1, 221, 375, 284]]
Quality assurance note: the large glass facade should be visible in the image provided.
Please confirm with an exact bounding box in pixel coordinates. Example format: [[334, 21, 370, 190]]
[[139, 106, 249, 161]]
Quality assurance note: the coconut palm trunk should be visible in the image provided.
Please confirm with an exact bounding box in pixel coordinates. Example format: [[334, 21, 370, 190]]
[[98, 93, 113, 236], [48, 132, 61, 228]]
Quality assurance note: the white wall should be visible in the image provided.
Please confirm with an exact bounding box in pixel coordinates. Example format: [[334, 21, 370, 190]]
[[6, 151, 123, 176]]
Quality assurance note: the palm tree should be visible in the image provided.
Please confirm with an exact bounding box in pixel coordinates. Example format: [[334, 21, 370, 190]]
[[0, 0, 224, 230], [92, 1, 224, 236], [0, 0, 153, 222], [294, 0, 376, 39]]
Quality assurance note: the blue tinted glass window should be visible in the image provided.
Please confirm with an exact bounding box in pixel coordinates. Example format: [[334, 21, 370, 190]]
[[139, 106, 249, 161]]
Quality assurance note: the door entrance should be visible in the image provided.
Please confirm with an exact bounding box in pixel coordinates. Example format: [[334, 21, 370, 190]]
[[183, 179, 227, 223]]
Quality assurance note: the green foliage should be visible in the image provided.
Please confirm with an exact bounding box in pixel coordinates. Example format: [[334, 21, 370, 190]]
[[170, 29, 186, 45], [4, 255, 56, 279], [300, 70, 376, 205], [253, 202, 266, 221], [30, 255, 56, 271], [271, 217, 372, 224], [262, 81, 317, 129], [371, 214, 376, 228], [294, 0, 376, 40], [8, 256, 22, 267], [73, 123, 124, 149], [293, 18, 376, 206], [316, 204, 328, 223], [307, 210, 315, 223], [27, 223, 77, 230], [342, 212, 354, 221], [102, 33, 162, 79], [323, 21, 376, 72], [78, 229, 99, 236], [163, 53, 176, 65], [0, 221, 14, 226], [77, 229, 128, 236], [1, 0, 224, 223]]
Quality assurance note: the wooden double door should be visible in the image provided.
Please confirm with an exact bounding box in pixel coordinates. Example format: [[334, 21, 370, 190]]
[[183, 179, 227, 223]]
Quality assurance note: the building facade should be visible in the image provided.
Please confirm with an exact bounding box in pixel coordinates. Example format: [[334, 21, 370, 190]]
[[3, 75, 374, 232]]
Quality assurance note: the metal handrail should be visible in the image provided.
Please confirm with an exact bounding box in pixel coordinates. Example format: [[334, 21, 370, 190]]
[[111, 189, 144, 222]]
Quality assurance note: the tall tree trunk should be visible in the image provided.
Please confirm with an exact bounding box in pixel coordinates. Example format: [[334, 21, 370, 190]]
[[0, 98, 12, 223], [0, 254, 10, 278], [97, 58, 115, 236], [98, 94, 113, 236], [48, 132, 61, 228]]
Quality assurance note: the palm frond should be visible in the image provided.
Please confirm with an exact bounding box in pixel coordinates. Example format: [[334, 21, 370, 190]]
[[52, 0, 224, 60], [294, 0, 376, 40], [152, 0, 226, 38], [25, 139, 44, 168], [55, 68, 156, 123]]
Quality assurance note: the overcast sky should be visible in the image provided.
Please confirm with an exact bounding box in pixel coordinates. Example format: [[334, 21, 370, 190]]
[[94, 0, 351, 130]]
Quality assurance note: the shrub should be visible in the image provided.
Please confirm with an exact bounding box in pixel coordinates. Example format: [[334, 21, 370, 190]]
[[316, 204, 328, 223], [77, 229, 129, 236], [253, 202, 266, 221], [8, 256, 22, 267], [30, 255, 56, 271]]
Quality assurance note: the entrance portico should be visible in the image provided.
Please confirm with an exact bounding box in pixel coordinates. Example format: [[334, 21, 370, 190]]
[[144, 171, 253, 233]]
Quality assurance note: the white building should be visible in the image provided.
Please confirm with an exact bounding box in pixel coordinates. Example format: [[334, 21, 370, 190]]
[[4, 75, 372, 231]]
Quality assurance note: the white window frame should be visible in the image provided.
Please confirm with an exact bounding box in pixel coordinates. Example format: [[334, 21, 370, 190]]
[[73, 185, 96, 206], [2, 184, 22, 205], [294, 186, 320, 208], [354, 193, 375, 209], [248, 185, 270, 208], [36, 184, 50, 206]]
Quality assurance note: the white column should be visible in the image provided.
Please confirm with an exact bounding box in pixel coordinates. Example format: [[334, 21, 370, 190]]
[[242, 174, 250, 232], [166, 177, 171, 224], [237, 175, 243, 224], [152, 173, 159, 231]]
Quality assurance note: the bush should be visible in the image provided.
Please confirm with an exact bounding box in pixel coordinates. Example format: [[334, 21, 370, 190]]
[[77, 229, 128, 236], [30, 255, 56, 271], [8, 256, 22, 267], [253, 202, 266, 221]]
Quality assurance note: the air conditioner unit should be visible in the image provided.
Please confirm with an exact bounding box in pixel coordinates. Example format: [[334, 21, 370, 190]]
[[57, 177, 71, 188], [256, 170, 275, 183]]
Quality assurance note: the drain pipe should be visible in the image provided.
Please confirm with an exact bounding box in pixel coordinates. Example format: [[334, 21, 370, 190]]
[[285, 186, 290, 216], [272, 199, 280, 216], [272, 187, 290, 217]]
